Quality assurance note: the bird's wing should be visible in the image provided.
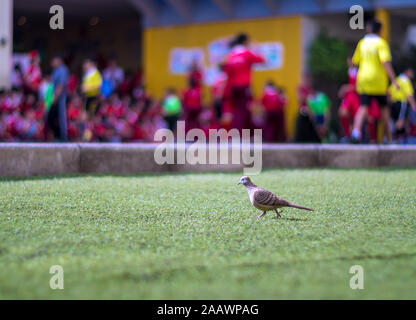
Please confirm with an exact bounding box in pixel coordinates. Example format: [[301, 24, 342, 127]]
[[253, 188, 290, 207]]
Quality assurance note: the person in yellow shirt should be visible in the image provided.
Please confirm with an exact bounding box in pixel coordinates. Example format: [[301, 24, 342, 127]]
[[82, 58, 103, 117], [388, 67, 416, 141], [351, 19, 399, 143]]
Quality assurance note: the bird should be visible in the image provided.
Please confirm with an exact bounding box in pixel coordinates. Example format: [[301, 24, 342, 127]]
[[237, 176, 313, 219]]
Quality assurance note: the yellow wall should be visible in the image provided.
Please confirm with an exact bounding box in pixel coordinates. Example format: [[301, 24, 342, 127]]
[[376, 8, 390, 42], [144, 16, 302, 137]]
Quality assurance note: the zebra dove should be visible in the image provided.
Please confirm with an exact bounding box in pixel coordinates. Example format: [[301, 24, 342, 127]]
[[237, 176, 313, 219]]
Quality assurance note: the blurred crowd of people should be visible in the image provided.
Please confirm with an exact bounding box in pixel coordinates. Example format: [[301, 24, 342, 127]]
[[338, 19, 416, 144], [294, 19, 416, 144], [1, 27, 416, 144], [0, 35, 290, 143], [1, 51, 161, 142]]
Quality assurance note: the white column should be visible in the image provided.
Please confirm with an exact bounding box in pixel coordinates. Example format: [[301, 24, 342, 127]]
[[0, 0, 13, 89]]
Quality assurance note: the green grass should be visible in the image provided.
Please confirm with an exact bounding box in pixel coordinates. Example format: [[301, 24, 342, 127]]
[[0, 169, 415, 299]]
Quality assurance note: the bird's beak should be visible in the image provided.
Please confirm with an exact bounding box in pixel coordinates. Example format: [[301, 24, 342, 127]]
[[236, 181, 242, 186]]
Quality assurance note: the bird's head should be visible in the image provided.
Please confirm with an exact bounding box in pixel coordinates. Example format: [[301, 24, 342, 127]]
[[237, 176, 252, 186]]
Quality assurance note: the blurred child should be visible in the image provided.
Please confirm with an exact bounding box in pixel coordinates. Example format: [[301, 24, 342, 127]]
[[388, 66, 416, 143], [162, 88, 182, 132], [99, 93, 125, 120], [82, 58, 103, 116], [67, 94, 88, 141], [92, 114, 112, 142], [132, 85, 151, 108], [339, 59, 380, 143], [183, 78, 202, 132], [114, 115, 133, 142], [212, 66, 227, 121], [294, 73, 321, 143], [67, 73, 79, 96], [297, 73, 313, 114], [223, 33, 265, 133], [20, 93, 37, 113], [4, 111, 21, 141], [2, 89, 23, 113], [261, 81, 287, 142], [18, 109, 43, 141], [306, 86, 331, 141], [0, 89, 11, 112], [39, 71, 54, 113], [125, 101, 141, 141], [188, 61, 203, 88], [119, 95, 130, 118], [339, 58, 360, 139], [24, 51, 42, 95]]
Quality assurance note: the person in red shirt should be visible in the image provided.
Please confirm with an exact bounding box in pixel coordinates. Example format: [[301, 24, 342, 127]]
[[183, 78, 203, 132], [338, 58, 380, 143], [223, 33, 265, 133], [211, 66, 227, 121], [67, 74, 79, 96], [24, 51, 42, 95], [67, 95, 87, 141], [19, 93, 37, 113], [338, 59, 360, 139], [99, 94, 126, 119], [2, 88, 23, 113], [261, 81, 287, 142], [5, 111, 21, 141], [189, 62, 203, 89]]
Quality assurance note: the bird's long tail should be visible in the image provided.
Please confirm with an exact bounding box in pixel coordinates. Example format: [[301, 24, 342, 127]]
[[288, 203, 313, 211]]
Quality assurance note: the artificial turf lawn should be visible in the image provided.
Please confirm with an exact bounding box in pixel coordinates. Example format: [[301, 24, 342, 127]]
[[0, 169, 415, 299]]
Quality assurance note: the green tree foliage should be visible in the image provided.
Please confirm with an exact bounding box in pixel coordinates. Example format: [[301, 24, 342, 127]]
[[308, 29, 349, 84]]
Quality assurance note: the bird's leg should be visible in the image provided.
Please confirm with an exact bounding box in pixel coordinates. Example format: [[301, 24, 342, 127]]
[[275, 209, 281, 218], [257, 211, 267, 219]]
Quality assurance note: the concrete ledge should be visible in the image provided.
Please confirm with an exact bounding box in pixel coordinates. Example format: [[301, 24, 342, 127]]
[[0, 143, 415, 177], [262, 144, 319, 168], [79, 143, 168, 174], [318, 145, 380, 168], [378, 146, 416, 167], [0, 143, 80, 177]]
